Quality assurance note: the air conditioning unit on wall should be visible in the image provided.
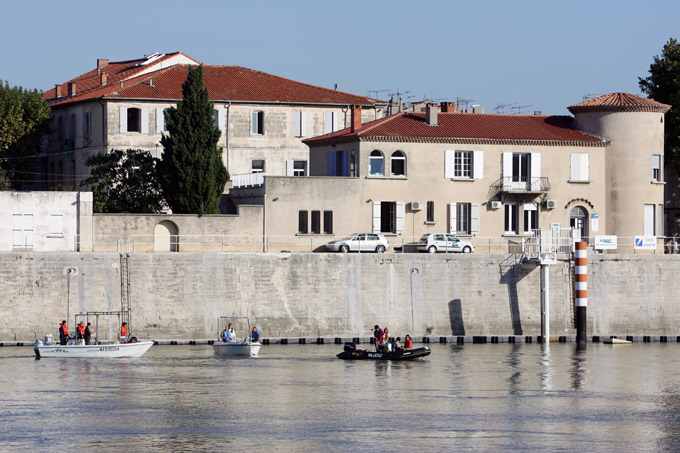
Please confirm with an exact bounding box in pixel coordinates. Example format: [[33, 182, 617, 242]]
[[490, 201, 502, 209], [546, 200, 557, 210], [411, 201, 424, 211]]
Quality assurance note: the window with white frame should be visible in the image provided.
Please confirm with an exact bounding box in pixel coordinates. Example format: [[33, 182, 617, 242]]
[[523, 203, 538, 233], [369, 150, 385, 176], [652, 154, 663, 182], [570, 153, 589, 182], [391, 150, 406, 177], [445, 150, 483, 179], [120, 107, 149, 133], [286, 160, 307, 176], [292, 111, 307, 138], [12, 214, 33, 249], [449, 202, 480, 235], [251, 111, 264, 135], [372, 201, 405, 234], [251, 159, 265, 173], [324, 111, 339, 134], [504, 203, 519, 235]]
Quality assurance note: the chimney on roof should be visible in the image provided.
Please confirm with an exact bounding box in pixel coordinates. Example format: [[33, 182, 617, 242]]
[[440, 102, 456, 113], [68, 82, 76, 97], [426, 103, 439, 126], [100, 71, 107, 86], [334, 83, 338, 90], [351, 105, 362, 132], [97, 59, 109, 69], [55, 84, 62, 99]]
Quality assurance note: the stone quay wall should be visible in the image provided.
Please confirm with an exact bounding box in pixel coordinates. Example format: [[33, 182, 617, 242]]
[[1, 252, 679, 342]]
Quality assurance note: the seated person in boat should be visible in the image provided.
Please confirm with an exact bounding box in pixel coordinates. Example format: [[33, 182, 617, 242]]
[[404, 335, 413, 349], [251, 326, 260, 342], [221, 323, 235, 342], [59, 320, 69, 345], [393, 337, 402, 351]]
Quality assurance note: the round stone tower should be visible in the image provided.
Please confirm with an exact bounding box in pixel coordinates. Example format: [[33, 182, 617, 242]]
[[568, 93, 670, 240]]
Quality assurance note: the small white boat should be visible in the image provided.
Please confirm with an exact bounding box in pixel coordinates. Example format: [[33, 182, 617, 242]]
[[213, 339, 261, 357], [34, 339, 154, 359], [212, 315, 262, 357]]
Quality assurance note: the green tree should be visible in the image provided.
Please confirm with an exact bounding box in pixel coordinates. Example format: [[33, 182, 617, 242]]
[[157, 65, 228, 213], [0, 80, 51, 189], [81, 149, 166, 213], [639, 38, 680, 171]]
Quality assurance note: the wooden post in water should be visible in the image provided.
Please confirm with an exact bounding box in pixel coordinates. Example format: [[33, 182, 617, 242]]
[[575, 241, 587, 347]]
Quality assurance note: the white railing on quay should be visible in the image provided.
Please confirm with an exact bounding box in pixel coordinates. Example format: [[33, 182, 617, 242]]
[[75, 235, 122, 252]]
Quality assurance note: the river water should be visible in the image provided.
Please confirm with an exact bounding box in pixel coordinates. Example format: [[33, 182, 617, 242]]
[[1, 343, 679, 451]]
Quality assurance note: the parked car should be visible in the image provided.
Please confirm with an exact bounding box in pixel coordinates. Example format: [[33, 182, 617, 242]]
[[326, 233, 390, 253], [417, 233, 474, 253]]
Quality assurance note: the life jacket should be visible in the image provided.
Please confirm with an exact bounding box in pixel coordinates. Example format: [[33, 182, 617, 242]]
[[61, 324, 68, 336], [121, 325, 128, 336], [405, 337, 412, 349], [78, 325, 85, 335]]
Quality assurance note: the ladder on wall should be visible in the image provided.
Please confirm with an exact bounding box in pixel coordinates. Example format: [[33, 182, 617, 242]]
[[120, 253, 131, 330]]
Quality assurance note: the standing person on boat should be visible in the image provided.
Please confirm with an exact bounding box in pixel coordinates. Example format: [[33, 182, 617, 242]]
[[373, 325, 384, 351], [76, 322, 86, 343], [251, 326, 260, 342], [119, 322, 128, 343], [84, 322, 96, 345], [222, 323, 235, 342], [404, 335, 413, 349], [59, 320, 69, 345]]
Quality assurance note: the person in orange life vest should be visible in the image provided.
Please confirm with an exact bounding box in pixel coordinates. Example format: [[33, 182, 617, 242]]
[[76, 321, 86, 343], [59, 320, 69, 345], [373, 325, 384, 351], [119, 322, 128, 343], [404, 334, 413, 349]]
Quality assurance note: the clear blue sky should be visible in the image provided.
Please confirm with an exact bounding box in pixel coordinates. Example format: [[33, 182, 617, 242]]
[[2, 0, 678, 115]]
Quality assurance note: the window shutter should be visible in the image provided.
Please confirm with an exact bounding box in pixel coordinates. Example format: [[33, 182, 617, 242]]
[[286, 160, 294, 176], [471, 203, 480, 235], [324, 112, 333, 134], [50, 214, 63, 234], [341, 150, 349, 176], [570, 153, 580, 181], [119, 107, 127, 132], [445, 150, 455, 178], [473, 151, 483, 179], [396, 202, 405, 234], [292, 111, 300, 137], [657, 204, 664, 237], [217, 108, 226, 137], [449, 203, 457, 234], [300, 111, 307, 137], [643, 204, 655, 236], [252, 112, 258, 134], [332, 112, 338, 132], [82, 113, 87, 135], [141, 108, 149, 134], [502, 152, 512, 179], [326, 152, 333, 176], [581, 153, 589, 181], [372, 202, 381, 233], [530, 152, 541, 178], [156, 108, 165, 133]]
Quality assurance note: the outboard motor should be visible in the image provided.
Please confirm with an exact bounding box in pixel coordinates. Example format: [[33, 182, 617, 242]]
[[343, 342, 356, 352], [34, 340, 42, 359]]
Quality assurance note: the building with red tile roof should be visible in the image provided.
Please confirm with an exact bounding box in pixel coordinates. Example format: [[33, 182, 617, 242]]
[[43, 52, 386, 191]]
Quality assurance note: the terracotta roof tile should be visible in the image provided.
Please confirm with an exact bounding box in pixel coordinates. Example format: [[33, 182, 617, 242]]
[[304, 112, 606, 147], [46, 60, 381, 107], [568, 92, 670, 113]]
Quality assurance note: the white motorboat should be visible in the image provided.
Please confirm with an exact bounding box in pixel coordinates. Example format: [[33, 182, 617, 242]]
[[213, 339, 261, 357], [34, 339, 154, 359], [212, 315, 262, 357]]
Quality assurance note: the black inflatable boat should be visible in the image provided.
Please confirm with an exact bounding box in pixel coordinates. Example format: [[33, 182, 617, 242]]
[[336, 342, 431, 360]]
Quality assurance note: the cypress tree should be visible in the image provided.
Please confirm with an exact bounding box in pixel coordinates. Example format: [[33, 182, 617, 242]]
[[157, 65, 229, 213]]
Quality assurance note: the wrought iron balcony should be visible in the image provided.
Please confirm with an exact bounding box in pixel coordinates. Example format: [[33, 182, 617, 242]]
[[489, 176, 550, 198]]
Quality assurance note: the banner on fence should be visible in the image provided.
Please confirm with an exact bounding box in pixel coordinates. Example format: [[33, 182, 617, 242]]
[[594, 235, 617, 250]]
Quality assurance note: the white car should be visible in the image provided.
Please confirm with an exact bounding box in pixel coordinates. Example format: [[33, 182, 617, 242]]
[[417, 233, 474, 253], [326, 233, 390, 253]]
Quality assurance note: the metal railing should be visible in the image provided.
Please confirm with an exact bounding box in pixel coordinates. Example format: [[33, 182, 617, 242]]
[[58, 234, 680, 255], [231, 172, 266, 188], [488, 176, 551, 198]]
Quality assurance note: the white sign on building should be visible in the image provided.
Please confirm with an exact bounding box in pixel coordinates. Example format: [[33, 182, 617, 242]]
[[594, 235, 617, 250], [634, 235, 657, 250]]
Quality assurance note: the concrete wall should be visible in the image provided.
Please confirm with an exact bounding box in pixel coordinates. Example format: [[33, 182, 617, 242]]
[[2, 252, 679, 341]]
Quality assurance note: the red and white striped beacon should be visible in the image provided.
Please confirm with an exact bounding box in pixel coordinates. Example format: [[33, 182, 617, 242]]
[[575, 241, 587, 346]]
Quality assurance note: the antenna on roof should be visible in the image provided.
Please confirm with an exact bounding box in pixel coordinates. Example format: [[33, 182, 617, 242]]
[[494, 102, 516, 114], [583, 93, 603, 101], [368, 89, 390, 98], [511, 105, 533, 114], [456, 97, 473, 111]]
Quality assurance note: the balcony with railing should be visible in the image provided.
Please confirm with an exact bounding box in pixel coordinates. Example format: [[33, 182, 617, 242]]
[[231, 172, 266, 188], [489, 176, 551, 198]]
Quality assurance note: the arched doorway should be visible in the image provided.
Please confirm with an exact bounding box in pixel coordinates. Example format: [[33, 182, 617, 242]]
[[154, 220, 178, 252], [570, 206, 588, 242]]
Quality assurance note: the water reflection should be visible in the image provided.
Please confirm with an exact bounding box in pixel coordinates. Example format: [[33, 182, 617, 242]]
[[1, 343, 680, 451]]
